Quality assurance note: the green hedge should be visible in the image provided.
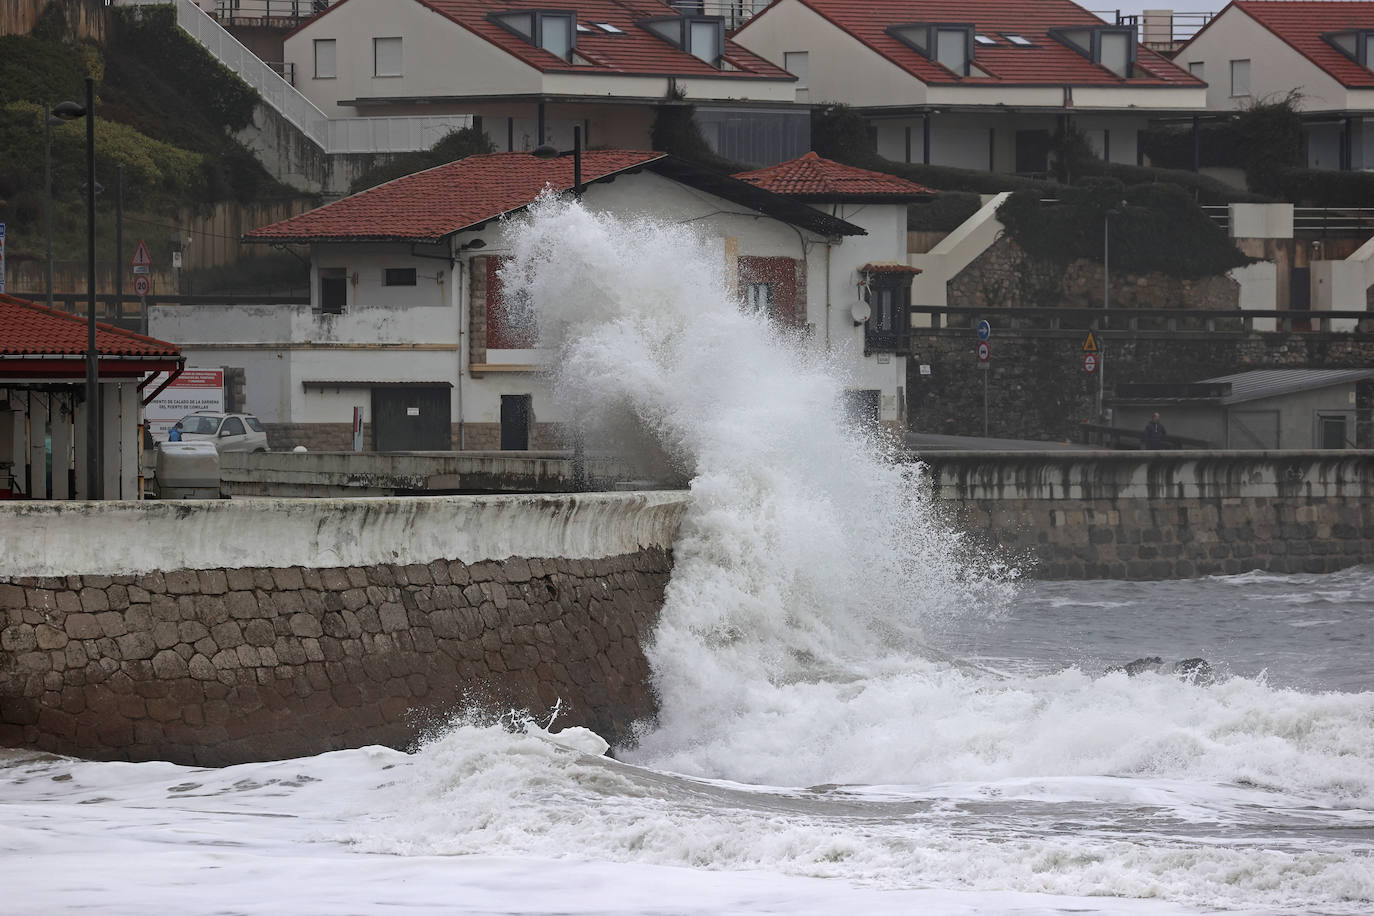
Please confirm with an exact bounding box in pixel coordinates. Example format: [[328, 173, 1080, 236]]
[[349, 127, 496, 193]]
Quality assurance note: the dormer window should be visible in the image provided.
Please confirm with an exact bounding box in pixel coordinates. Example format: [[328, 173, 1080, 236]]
[[887, 23, 975, 76], [1325, 30, 1374, 68], [1050, 26, 1136, 77], [489, 10, 577, 61], [640, 15, 725, 66]]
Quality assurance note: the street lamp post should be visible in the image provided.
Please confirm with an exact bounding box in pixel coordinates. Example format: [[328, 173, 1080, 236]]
[[532, 124, 583, 197], [43, 105, 64, 309], [53, 76, 99, 499], [1100, 206, 1120, 426]]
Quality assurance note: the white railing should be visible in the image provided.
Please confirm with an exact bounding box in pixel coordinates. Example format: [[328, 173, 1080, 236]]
[[669, 0, 772, 30], [118, 0, 469, 154]]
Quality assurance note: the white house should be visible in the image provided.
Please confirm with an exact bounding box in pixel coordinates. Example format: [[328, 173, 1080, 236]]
[[1173, 1, 1374, 170], [152, 149, 931, 452], [733, 152, 933, 423], [731, 0, 1207, 174], [281, 0, 808, 164]]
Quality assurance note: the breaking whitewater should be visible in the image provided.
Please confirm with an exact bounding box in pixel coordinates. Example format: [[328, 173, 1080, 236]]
[[4, 198, 1371, 915]]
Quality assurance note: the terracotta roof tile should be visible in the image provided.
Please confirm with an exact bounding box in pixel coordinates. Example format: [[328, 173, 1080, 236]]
[[1228, 1, 1374, 89], [301, 0, 792, 80], [733, 152, 934, 198], [0, 294, 181, 358], [744, 0, 1202, 87], [246, 150, 666, 242]]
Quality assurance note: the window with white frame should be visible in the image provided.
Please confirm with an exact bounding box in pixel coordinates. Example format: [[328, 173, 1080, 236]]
[[314, 39, 336, 78], [1230, 58, 1250, 97], [784, 51, 808, 89], [745, 282, 774, 316], [1189, 60, 1204, 79], [374, 37, 403, 77]]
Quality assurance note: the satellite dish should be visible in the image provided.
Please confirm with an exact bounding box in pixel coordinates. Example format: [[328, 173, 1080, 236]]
[[850, 300, 871, 325]]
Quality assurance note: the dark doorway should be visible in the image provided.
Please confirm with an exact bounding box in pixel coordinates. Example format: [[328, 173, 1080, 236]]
[[371, 386, 451, 451], [1320, 415, 1348, 449], [1015, 130, 1052, 175], [500, 394, 532, 450], [1290, 266, 1312, 330]]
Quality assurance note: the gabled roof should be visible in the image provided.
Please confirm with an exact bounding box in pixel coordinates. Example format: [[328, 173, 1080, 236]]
[[0, 294, 180, 358], [741, 0, 1202, 88], [733, 152, 934, 200], [245, 150, 866, 243], [295, 0, 792, 81], [1198, 1, 1374, 89]]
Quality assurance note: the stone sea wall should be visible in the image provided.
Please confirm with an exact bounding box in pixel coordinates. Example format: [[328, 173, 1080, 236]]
[[919, 451, 1374, 578], [0, 493, 688, 765]]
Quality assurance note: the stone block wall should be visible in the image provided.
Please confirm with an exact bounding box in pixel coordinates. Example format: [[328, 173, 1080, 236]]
[[920, 451, 1374, 579], [0, 550, 670, 766]]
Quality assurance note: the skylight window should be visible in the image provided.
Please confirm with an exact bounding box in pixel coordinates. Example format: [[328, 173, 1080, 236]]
[[576, 23, 593, 33], [1003, 33, 1033, 46], [975, 34, 997, 46], [596, 23, 623, 33]]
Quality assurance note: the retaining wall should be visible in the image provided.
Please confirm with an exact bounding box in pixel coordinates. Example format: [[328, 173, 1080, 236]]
[[0, 493, 688, 765], [919, 450, 1374, 578]]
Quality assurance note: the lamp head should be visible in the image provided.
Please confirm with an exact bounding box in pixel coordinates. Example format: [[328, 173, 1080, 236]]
[[531, 143, 559, 160], [460, 238, 487, 251], [51, 101, 87, 121]]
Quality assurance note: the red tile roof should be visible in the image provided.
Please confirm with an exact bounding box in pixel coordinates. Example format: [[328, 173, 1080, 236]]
[[0, 294, 181, 358], [743, 0, 1202, 87], [733, 152, 934, 198], [299, 0, 793, 81], [246, 150, 666, 242], [1220, 2, 1374, 89]]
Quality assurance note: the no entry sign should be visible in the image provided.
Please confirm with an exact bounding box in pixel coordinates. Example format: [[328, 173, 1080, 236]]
[[1083, 353, 1098, 374]]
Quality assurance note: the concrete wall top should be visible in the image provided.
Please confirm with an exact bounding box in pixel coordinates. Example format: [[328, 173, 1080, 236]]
[[0, 491, 690, 578], [917, 450, 1374, 502]]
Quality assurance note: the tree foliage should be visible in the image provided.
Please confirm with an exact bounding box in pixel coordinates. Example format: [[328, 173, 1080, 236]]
[[348, 127, 496, 193], [997, 178, 1253, 279]]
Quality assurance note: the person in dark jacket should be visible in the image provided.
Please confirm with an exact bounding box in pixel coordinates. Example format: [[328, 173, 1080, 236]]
[[1143, 412, 1167, 449]]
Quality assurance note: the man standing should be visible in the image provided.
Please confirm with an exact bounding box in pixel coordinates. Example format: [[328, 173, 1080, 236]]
[[1143, 412, 1167, 449]]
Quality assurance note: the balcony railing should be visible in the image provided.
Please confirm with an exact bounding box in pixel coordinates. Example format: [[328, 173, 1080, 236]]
[[213, 0, 330, 26], [912, 304, 1372, 335]]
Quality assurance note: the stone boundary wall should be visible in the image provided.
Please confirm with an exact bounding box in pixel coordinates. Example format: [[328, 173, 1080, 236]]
[[919, 451, 1374, 578], [0, 493, 688, 764]]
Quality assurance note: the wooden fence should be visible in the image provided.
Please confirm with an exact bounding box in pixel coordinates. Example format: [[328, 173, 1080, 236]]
[[0, 0, 109, 40]]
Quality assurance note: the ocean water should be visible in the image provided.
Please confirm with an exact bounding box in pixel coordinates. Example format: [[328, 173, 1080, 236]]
[[3, 198, 1370, 914]]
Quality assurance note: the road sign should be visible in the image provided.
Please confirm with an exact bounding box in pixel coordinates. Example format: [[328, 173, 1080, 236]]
[[1083, 353, 1098, 374], [976, 319, 991, 341], [131, 239, 152, 269], [1082, 330, 1098, 352], [134, 275, 150, 297], [977, 340, 991, 362]]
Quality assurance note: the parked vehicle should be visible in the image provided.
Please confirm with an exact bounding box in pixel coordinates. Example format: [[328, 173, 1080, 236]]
[[172, 412, 270, 453]]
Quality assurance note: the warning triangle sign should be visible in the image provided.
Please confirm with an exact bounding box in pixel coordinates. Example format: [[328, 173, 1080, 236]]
[[1082, 330, 1098, 352], [131, 239, 152, 268]]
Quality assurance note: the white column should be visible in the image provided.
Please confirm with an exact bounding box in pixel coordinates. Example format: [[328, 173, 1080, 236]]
[[8, 406, 26, 496], [50, 391, 72, 500], [72, 392, 89, 500], [27, 393, 49, 499], [119, 385, 138, 499], [102, 382, 135, 500]]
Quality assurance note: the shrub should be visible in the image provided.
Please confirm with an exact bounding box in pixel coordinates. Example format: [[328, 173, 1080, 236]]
[[1268, 168, 1374, 207], [997, 179, 1253, 278], [908, 192, 982, 231], [348, 127, 496, 193]]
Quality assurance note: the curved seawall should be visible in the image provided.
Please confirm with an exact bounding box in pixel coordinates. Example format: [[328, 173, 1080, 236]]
[[0, 493, 689, 765]]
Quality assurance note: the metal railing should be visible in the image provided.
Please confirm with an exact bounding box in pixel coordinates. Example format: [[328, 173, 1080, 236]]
[[1094, 9, 1215, 50], [214, 0, 330, 24], [1294, 207, 1374, 236], [1200, 205, 1229, 233], [117, 0, 472, 154], [913, 304, 1372, 335], [669, 0, 771, 30]]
